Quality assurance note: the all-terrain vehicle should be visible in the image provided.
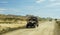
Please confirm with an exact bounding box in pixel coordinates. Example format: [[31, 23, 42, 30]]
[[26, 16, 39, 28]]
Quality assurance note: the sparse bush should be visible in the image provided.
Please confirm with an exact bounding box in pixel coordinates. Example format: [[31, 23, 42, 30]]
[[55, 19, 57, 21], [56, 21, 60, 26]]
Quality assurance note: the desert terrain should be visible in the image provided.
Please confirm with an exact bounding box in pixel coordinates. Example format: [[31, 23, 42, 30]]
[[1, 21, 56, 35]]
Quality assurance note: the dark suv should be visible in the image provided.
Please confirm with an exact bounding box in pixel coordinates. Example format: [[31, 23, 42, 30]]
[[26, 16, 39, 28]]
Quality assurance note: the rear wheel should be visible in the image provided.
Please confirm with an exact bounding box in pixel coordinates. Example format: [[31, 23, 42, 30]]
[[26, 25, 30, 28]]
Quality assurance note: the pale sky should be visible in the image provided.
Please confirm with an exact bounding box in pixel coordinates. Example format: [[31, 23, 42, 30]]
[[0, 0, 60, 18]]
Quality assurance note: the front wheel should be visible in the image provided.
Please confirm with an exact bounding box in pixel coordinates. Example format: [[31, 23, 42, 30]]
[[37, 24, 39, 27]]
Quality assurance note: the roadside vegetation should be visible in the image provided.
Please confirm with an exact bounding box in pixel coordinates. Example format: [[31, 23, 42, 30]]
[[54, 19, 60, 35], [0, 22, 26, 34]]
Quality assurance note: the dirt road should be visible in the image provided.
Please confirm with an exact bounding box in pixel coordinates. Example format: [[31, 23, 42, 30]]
[[2, 21, 55, 35]]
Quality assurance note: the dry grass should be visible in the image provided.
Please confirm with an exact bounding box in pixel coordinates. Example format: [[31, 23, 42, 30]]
[[0, 20, 45, 34], [0, 21, 27, 34]]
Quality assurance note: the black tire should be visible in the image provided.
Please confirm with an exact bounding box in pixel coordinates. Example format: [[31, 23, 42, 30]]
[[26, 25, 31, 28], [26, 25, 29, 28], [32, 24, 36, 28], [26, 24, 28, 28], [37, 24, 39, 27]]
